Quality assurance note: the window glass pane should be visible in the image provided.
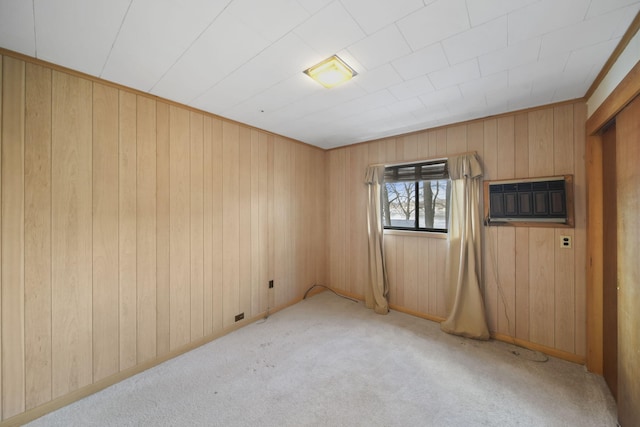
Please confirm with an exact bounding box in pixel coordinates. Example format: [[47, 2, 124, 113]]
[[383, 182, 416, 228], [419, 179, 449, 229]]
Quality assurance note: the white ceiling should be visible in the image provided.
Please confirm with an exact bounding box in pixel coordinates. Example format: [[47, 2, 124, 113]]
[[1, 0, 638, 149]]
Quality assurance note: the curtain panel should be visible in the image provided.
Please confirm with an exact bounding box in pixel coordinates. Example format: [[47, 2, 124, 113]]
[[364, 165, 390, 314], [440, 153, 490, 339]]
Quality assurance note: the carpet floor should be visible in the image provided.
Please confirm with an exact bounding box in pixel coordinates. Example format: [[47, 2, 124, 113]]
[[27, 291, 617, 427]]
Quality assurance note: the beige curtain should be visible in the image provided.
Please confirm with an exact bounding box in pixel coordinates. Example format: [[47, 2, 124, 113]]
[[364, 166, 389, 314], [440, 153, 490, 339]]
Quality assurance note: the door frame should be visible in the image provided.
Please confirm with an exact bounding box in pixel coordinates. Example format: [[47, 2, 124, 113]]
[[585, 60, 640, 373]]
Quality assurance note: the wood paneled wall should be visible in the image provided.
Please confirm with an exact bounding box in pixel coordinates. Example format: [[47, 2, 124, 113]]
[[326, 101, 587, 359], [0, 54, 326, 422]]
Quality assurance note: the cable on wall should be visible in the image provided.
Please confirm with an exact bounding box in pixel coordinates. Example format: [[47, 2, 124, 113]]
[[303, 284, 359, 303], [487, 226, 549, 363]]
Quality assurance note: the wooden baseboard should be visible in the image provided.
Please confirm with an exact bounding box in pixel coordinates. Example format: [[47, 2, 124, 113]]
[[0, 297, 304, 427]]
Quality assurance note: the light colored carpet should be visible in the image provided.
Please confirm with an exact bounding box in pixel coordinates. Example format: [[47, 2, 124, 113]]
[[27, 291, 617, 427]]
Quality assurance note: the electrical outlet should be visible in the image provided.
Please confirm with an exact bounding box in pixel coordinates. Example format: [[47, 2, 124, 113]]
[[269, 280, 274, 289], [560, 235, 572, 248], [235, 312, 244, 322]]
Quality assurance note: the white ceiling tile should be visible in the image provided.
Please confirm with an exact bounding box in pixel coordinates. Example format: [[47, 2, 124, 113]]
[[347, 25, 412, 69], [293, 1, 365, 58], [388, 76, 435, 100], [564, 38, 620, 81], [552, 81, 588, 102], [538, 6, 632, 59], [485, 82, 531, 107], [227, 74, 317, 117], [428, 59, 480, 89], [478, 37, 541, 76], [419, 85, 463, 107], [101, 0, 230, 92], [611, 4, 640, 37], [442, 16, 507, 65], [34, 0, 130, 76], [508, 0, 590, 45], [325, 90, 398, 117], [586, 0, 640, 18], [0, 0, 35, 56], [151, 11, 269, 104], [193, 33, 319, 113], [354, 64, 404, 93], [466, 0, 540, 26], [508, 53, 569, 88], [340, 0, 424, 34], [397, 0, 469, 51], [226, 0, 309, 42], [391, 43, 449, 81], [458, 71, 508, 98], [296, 0, 333, 14]]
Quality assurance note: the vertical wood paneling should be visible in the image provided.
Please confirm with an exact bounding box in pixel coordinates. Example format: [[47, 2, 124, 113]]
[[514, 113, 530, 341], [238, 127, 252, 317], [529, 109, 554, 176], [251, 130, 268, 315], [554, 105, 574, 174], [51, 71, 93, 398], [467, 122, 484, 157], [169, 106, 190, 350], [203, 117, 213, 336], [483, 119, 498, 332], [0, 55, 334, 422], [190, 112, 204, 340], [555, 227, 575, 353], [222, 122, 240, 326], [417, 238, 430, 313], [273, 138, 293, 305], [267, 135, 275, 312], [118, 91, 137, 370], [428, 239, 438, 314], [2, 56, 25, 418], [24, 62, 52, 410], [136, 96, 157, 362], [155, 102, 170, 356], [435, 239, 447, 317], [327, 149, 346, 291], [403, 237, 418, 311], [323, 101, 587, 362], [553, 104, 575, 353], [91, 82, 119, 381], [496, 117, 516, 335], [573, 102, 587, 357], [515, 228, 530, 340], [446, 124, 467, 154], [529, 229, 555, 347], [211, 118, 223, 332], [347, 144, 367, 297], [395, 238, 405, 306], [0, 54, 3, 420], [384, 235, 397, 304]]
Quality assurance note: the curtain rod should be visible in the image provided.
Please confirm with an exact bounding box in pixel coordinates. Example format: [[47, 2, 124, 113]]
[[367, 150, 478, 168]]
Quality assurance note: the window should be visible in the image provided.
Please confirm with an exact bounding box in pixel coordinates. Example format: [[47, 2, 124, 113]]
[[382, 160, 450, 232]]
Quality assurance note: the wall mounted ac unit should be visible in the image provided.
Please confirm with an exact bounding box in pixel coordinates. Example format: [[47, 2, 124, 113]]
[[484, 175, 574, 227]]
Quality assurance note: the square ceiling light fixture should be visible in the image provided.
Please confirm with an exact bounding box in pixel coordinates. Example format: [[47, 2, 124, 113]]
[[304, 55, 357, 88]]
